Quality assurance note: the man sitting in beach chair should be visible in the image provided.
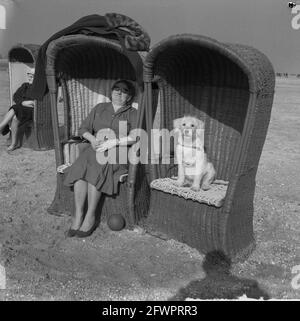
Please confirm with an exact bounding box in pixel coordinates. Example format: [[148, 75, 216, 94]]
[[0, 68, 35, 151]]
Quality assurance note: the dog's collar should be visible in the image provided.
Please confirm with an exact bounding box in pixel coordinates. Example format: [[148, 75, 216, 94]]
[[177, 143, 203, 151], [183, 161, 195, 167]]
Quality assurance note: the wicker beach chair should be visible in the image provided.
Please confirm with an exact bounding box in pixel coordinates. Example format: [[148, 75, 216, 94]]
[[45, 34, 150, 228], [8, 44, 53, 150], [141, 34, 275, 260]]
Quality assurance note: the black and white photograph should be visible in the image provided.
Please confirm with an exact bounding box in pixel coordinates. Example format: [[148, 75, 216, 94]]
[[0, 0, 299, 304]]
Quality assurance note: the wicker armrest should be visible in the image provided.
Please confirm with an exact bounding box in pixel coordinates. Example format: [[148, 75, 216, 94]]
[[119, 174, 128, 183], [61, 136, 89, 144]]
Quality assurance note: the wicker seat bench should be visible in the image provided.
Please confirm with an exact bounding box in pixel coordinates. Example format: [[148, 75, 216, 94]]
[[150, 177, 228, 208]]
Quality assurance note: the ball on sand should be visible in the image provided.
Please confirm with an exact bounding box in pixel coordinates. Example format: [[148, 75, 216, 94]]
[[107, 214, 125, 231]]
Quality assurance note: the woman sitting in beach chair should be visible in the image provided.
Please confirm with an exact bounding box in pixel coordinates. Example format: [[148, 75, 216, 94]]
[[64, 79, 137, 238], [0, 68, 35, 151]]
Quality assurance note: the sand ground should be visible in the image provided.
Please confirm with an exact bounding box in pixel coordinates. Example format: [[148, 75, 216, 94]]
[[0, 64, 299, 300]]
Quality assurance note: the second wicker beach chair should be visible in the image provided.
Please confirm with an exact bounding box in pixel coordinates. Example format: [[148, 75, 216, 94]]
[[140, 34, 275, 260]]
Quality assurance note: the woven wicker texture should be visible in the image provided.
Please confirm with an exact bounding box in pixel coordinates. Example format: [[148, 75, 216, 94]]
[[63, 78, 113, 136], [141, 34, 275, 260], [150, 178, 228, 208], [46, 34, 150, 224], [8, 44, 54, 150], [9, 44, 40, 63], [144, 36, 255, 181], [46, 35, 140, 144]]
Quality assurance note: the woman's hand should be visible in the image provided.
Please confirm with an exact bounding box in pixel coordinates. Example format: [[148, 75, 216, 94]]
[[90, 137, 102, 151], [82, 132, 101, 151], [96, 139, 118, 152], [22, 100, 34, 108]]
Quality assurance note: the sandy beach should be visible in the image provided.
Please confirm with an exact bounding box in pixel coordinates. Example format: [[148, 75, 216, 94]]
[[0, 61, 299, 300]]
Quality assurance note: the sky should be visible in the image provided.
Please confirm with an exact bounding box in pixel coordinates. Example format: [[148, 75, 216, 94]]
[[0, 0, 299, 73]]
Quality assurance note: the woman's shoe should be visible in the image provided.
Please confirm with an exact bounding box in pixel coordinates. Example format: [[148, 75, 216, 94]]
[[76, 224, 97, 238], [7, 144, 19, 152], [1, 125, 10, 136], [65, 228, 78, 237]]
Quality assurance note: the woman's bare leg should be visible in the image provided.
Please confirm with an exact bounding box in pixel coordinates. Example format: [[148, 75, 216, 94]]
[[71, 179, 88, 230], [79, 183, 101, 232], [0, 109, 15, 132], [7, 116, 19, 151]]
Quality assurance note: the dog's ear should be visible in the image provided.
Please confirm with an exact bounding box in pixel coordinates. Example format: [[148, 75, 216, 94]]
[[172, 118, 182, 146], [173, 117, 182, 129], [195, 119, 205, 130], [195, 120, 205, 146]]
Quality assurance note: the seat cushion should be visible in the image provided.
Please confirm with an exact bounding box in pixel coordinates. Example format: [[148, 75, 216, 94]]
[[150, 177, 229, 208]]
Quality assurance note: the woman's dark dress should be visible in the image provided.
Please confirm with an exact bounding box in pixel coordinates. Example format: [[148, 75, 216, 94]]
[[64, 102, 137, 195], [10, 83, 34, 125], [1, 83, 34, 136]]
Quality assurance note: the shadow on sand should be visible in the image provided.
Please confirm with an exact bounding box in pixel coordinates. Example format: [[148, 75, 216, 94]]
[[169, 250, 270, 300]]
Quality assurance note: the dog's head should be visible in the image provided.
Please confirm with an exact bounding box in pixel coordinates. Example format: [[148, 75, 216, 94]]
[[173, 116, 204, 142]]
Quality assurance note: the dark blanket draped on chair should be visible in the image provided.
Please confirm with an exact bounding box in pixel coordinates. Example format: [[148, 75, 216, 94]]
[[30, 13, 151, 99]]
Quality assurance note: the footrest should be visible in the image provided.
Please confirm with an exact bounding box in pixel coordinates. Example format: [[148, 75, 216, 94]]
[[57, 163, 72, 173], [150, 177, 229, 208]]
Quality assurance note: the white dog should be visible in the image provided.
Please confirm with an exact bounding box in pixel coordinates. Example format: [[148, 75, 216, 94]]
[[173, 116, 216, 191]]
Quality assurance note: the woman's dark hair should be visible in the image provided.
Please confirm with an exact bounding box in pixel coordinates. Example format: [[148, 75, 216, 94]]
[[111, 79, 136, 105]]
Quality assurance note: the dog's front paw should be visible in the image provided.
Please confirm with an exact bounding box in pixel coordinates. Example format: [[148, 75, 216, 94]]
[[174, 179, 185, 187], [191, 185, 200, 192], [201, 184, 211, 191]]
